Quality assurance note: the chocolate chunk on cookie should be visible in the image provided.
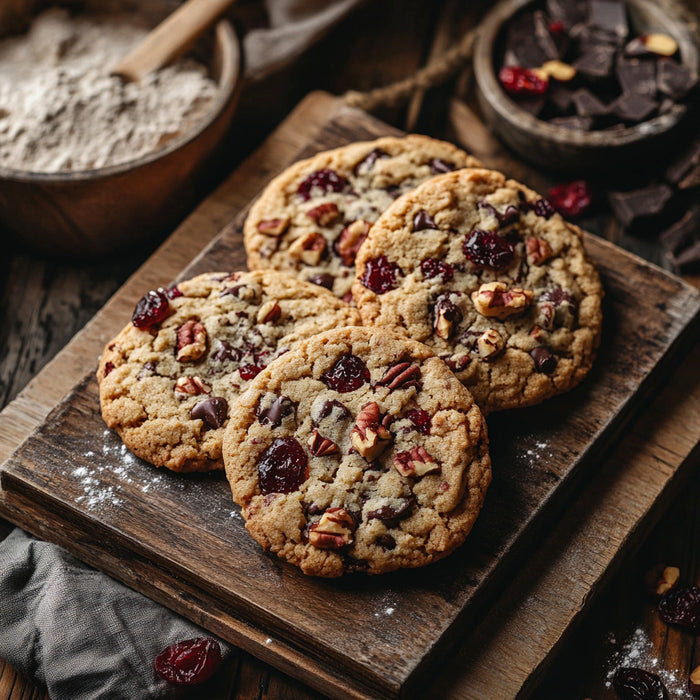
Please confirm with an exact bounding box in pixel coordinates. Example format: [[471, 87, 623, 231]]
[[352, 168, 604, 414], [244, 135, 481, 299], [222, 326, 491, 577], [98, 271, 361, 472]]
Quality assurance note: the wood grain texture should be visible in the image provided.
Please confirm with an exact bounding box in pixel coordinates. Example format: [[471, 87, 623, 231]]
[[1, 96, 698, 699]]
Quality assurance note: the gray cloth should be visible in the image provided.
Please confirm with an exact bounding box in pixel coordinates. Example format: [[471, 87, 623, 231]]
[[0, 529, 231, 699]]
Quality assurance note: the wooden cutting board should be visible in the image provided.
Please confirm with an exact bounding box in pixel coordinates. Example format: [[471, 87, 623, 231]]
[[1, 93, 699, 700]]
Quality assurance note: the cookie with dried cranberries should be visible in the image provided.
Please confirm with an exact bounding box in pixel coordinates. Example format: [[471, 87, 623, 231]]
[[222, 326, 491, 577], [97, 271, 360, 472], [243, 135, 481, 299], [352, 168, 604, 414]]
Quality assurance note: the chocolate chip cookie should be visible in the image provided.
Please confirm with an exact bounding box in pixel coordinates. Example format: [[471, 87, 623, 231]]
[[352, 168, 604, 414], [98, 271, 361, 473], [244, 135, 482, 299], [222, 326, 491, 577]]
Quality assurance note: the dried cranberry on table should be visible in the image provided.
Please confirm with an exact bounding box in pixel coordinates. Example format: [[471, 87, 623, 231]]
[[657, 585, 700, 631], [612, 667, 669, 700], [548, 180, 593, 218], [154, 637, 222, 686]]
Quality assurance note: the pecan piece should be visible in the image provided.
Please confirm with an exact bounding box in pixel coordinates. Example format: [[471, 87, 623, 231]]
[[433, 294, 462, 340], [288, 232, 327, 266], [176, 320, 207, 362], [476, 328, 505, 361], [350, 401, 392, 461], [307, 429, 339, 456], [393, 446, 441, 478], [377, 362, 421, 390], [306, 202, 341, 227], [257, 300, 282, 324], [174, 375, 211, 396], [257, 217, 290, 236], [334, 219, 371, 266], [526, 237, 554, 265], [308, 507, 355, 549], [645, 564, 681, 597], [471, 282, 534, 320]]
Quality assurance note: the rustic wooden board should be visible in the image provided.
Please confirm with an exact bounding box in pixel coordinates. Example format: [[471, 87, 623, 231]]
[[1, 96, 699, 700]]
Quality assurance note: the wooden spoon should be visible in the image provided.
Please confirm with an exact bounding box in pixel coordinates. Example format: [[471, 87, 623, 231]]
[[111, 0, 236, 83]]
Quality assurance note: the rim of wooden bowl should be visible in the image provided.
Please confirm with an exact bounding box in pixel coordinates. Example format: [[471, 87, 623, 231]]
[[0, 18, 240, 182], [473, 0, 699, 151]]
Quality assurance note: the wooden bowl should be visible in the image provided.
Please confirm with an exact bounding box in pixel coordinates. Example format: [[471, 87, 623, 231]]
[[0, 2, 241, 258], [473, 0, 699, 174]]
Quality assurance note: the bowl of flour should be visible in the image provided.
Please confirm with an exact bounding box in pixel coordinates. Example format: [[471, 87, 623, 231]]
[[0, 1, 240, 257]]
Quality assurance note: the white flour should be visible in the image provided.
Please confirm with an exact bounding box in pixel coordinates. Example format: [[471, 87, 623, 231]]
[[0, 8, 220, 173]]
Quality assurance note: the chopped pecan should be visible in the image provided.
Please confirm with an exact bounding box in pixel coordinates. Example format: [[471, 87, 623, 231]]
[[476, 328, 505, 361], [377, 362, 421, 390], [350, 401, 392, 461], [433, 294, 462, 340], [334, 219, 371, 266], [645, 564, 681, 597], [526, 237, 554, 265], [393, 446, 441, 478], [288, 232, 327, 266], [174, 375, 211, 396], [257, 300, 282, 324], [306, 202, 341, 227], [176, 320, 207, 362], [308, 507, 355, 549], [256, 217, 290, 236], [307, 429, 339, 456], [471, 282, 533, 320]]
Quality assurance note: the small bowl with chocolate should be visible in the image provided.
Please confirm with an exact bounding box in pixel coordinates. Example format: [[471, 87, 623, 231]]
[[473, 0, 699, 173]]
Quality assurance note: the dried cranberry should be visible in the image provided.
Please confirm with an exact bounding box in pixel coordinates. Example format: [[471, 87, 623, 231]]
[[360, 255, 400, 294], [463, 229, 515, 269], [549, 19, 565, 33], [530, 198, 556, 219], [132, 289, 170, 329], [548, 180, 593, 218], [307, 273, 335, 290], [413, 209, 439, 231], [297, 169, 348, 201], [498, 66, 549, 95], [190, 397, 228, 430], [165, 286, 183, 300], [258, 437, 308, 494], [612, 667, 669, 700], [103, 361, 115, 377], [154, 637, 222, 686], [429, 158, 455, 174], [321, 354, 370, 393], [658, 585, 700, 631], [239, 364, 264, 380], [421, 258, 454, 281], [211, 341, 241, 363], [405, 409, 431, 435]]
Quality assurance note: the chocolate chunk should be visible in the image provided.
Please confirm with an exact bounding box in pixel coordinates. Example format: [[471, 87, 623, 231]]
[[657, 59, 698, 100], [550, 115, 595, 130], [413, 209, 439, 231], [374, 534, 396, 550], [608, 184, 674, 228], [573, 43, 617, 79], [548, 83, 574, 112], [366, 497, 415, 527], [616, 57, 657, 96], [671, 240, 700, 273], [572, 88, 609, 117], [190, 396, 228, 429], [530, 346, 557, 373], [307, 273, 334, 290], [353, 148, 389, 175], [256, 395, 295, 427], [589, 0, 628, 41], [515, 94, 547, 116], [534, 10, 560, 60], [659, 207, 700, 254], [665, 141, 700, 185], [429, 158, 456, 174], [679, 164, 700, 190], [610, 91, 658, 122], [505, 13, 549, 68]]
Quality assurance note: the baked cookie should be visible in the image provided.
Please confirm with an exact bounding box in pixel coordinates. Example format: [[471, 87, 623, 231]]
[[352, 168, 603, 414], [244, 135, 481, 298], [222, 326, 491, 577], [98, 271, 361, 473]]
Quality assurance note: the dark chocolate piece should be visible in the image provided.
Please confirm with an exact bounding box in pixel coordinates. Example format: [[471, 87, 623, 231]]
[[534, 10, 560, 60], [610, 92, 658, 122], [608, 184, 674, 228], [572, 88, 609, 117], [659, 207, 700, 254], [657, 59, 698, 100], [548, 83, 574, 112], [680, 164, 700, 190], [573, 43, 617, 79], [658, 97, 676, 114], [505, 13, 549, 68], [515, 94, 548, 116], [546, 0, 587, 27], [191, 396, 228, 430], [671, 240, 700, 273], [589, 0, 628, 41], [550, 115, 594, 130], [666, 141, 700, 185], [616, 57, 657, 96]]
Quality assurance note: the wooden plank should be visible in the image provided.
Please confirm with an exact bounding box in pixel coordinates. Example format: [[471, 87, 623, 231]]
[[1, 95, 699, 699]]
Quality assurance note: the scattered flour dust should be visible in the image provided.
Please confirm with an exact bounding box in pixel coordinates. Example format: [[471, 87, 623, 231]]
[[605, 627, 694, 699], [0, 8, 219, 172]]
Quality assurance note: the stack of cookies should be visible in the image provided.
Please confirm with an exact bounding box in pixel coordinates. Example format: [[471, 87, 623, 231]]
[[98, 135, 603, 577]]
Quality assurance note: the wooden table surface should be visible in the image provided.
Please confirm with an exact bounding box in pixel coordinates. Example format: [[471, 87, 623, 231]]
[[1, 1, 699, 698]]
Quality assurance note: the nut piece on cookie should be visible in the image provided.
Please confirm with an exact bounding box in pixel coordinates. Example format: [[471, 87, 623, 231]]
[[308, 507, 356, 549], [174, 376, 211, 396], [307, 429, 339, 456], [434, 294, 463, 340], [393, 446, 441, 478], [335, 219, 371, 266], [350, 401, 392, 460], [176, 320, 207, 362], [288, 232, 327, 266], [257, 300, 282, 324], [526, 237, 554, 265], [257, 217, 290, 236], [476, 329, 505, 361], [471, 282, 534, 320], [306, 202, 341, 227]]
